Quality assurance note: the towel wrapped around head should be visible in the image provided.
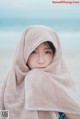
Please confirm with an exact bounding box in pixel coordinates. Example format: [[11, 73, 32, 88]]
[[0, 25, 80, 119]]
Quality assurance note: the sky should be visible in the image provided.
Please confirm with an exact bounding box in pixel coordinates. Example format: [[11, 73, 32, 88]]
[[0, 0, 80, 19]]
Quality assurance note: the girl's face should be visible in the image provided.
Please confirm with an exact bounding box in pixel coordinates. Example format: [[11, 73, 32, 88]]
[[27, 42, 54, 69]]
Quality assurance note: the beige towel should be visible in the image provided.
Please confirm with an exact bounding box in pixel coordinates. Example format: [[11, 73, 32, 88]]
[[0, 25, 80, 119]]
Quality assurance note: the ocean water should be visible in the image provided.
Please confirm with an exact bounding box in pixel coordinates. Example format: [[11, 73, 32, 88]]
[[0, 18, 80, 31], [0, 18, 80, 51]]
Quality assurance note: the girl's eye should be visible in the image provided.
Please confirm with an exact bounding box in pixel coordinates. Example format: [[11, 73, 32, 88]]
[[45, 51, 53, 54]]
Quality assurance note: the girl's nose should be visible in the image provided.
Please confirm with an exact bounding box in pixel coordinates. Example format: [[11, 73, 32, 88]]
[[38, 55, 45, 64]]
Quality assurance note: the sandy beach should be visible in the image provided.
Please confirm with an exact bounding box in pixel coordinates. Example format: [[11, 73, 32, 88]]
[[0, 49, 80, 91]]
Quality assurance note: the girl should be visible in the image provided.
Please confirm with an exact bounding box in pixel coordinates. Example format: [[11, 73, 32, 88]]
[[0, 25, 80, 119]]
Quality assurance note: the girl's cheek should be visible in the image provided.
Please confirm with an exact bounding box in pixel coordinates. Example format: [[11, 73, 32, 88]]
[[45, 54, 53, 59], [46, 55, 53, 62], [31, 55, 38, 63]]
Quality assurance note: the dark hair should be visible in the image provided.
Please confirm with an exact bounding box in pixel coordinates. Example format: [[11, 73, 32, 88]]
[[44, 41, 56, 55]]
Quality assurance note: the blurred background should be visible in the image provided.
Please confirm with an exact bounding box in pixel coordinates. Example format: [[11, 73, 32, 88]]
[[0, 0, 80, 90]]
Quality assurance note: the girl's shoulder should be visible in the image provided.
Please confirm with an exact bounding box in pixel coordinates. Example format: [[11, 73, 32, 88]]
[[58, 112, 68, 119]]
